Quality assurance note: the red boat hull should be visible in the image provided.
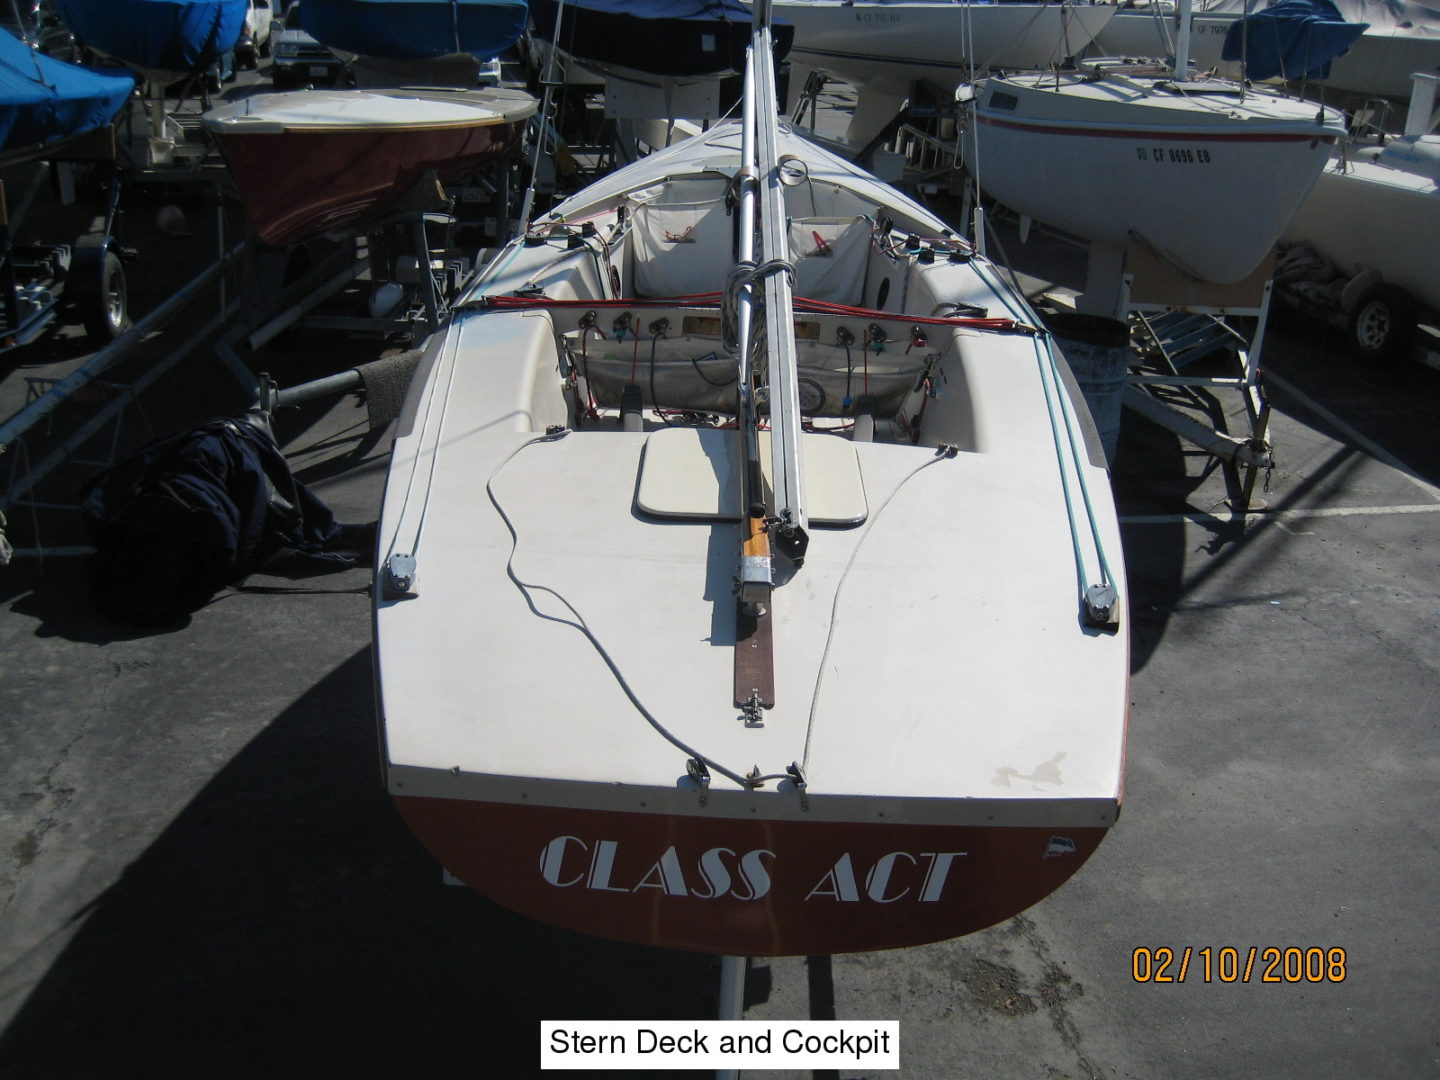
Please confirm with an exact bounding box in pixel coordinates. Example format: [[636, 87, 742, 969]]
[[395, 795, 1108, 955], [214, 119, 523, 247]]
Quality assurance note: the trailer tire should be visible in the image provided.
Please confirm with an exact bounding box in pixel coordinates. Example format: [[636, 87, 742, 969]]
[[1347, 283, 1416, 365], [80, 248, 130, 343]]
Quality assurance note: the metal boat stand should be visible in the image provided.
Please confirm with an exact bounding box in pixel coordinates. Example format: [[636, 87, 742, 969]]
[[219, 206, 475, 413], [116, 79, 226, 183], [1096, 238, 1278, 513]]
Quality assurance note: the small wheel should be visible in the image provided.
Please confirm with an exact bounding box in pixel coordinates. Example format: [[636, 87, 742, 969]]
[[1347, 283, 1416, 365], [82, 250, 129, 342]]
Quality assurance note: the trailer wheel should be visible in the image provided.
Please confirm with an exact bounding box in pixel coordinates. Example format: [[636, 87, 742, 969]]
[[1347, 283, 1416, 365], [81, 249, 130, 342]]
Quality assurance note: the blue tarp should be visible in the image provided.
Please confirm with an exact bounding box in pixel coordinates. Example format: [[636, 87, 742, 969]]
[[0, 28, 133, 160], [539, 0, 752, 15], [1221, 0, 1369, 81], [530, 0, 792, 77], [301, 0, 529, 62], [53, 0, 248, 76]]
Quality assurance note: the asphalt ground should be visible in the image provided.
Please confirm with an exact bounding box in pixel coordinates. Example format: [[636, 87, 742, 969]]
[[2, 69, 1439, 1080]]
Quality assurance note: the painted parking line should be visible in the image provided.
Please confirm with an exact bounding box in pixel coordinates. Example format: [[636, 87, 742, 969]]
[[1262, 369, 1440, 503], [1122, 504, 1440, 527]]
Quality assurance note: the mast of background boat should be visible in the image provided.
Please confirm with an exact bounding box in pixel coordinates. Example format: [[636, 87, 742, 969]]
[[1173, 0, 1192, 80], [1404, 71, 1439, 135], [515, 1, 568, 236]]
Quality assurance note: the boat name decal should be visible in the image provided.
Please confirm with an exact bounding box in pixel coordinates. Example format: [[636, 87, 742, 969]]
[[539, 837, 966, 904]]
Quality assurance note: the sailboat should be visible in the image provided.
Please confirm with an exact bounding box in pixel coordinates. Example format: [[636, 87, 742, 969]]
[[773, 0, 1118, 87], [298, 0, 530, 62], [1093, 0, 1440, 101], [1279, 72, 1440, 360], [964, 0, 1346, 314], [527, 0, 786, 81], [373, 0, 1129, 957], [203, 86, 537, 247], [527, 0, 794, 142], [766, 0, 1119, 145]]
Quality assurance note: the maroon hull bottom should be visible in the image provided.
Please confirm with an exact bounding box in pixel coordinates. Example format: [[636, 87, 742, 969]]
[[394, 796, 1108, 955], [215, 121, 522, 247]]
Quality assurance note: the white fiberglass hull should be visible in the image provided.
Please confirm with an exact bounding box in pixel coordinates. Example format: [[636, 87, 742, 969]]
[[1282, 137, 1440, 312], [775, 0, 1118, 91], [968, 70, 1343, 283]]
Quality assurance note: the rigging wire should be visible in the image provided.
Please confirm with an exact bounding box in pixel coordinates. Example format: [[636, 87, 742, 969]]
[[379, 325, 468, 588], [965, 256, 1119, 621], [468, 290, 1032, 334], [975, 3, 1052, 73], [802, 444, 960, 771]]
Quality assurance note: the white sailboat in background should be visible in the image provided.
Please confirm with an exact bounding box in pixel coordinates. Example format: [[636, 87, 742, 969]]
[[766, 0, 1120, 143], [1280, 72, 1440, 361], [963, 0, 1346, 316], [1094, 0, 1440, 101], [373, 1, 1129, 959]]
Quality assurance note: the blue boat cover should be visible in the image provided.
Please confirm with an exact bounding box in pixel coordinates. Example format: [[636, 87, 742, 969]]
[[53, 0, 248, 76], [0, 29, 134, 160], [531, 0, 793, 77], [1221, 0, 1369, 81], [541, 0, 752, 15], [301, 0, 529, 62]]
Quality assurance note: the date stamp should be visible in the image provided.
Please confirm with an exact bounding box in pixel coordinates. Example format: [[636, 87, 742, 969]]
[[1132, 947, 1347, 984]]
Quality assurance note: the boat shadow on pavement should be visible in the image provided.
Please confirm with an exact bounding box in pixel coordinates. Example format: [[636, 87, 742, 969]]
[[0, 647, 721, 1079]]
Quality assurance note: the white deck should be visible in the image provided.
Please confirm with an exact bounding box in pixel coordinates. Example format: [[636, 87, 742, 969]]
[[377, 320, 1127, 828], [375, 118, 1128, 833], [987, 69, 1336, 131], [203, 87, 536, 134]]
